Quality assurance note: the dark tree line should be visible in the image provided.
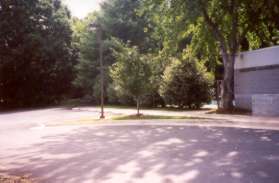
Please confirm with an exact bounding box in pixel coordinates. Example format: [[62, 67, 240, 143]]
[[0, 0, 76, 108]]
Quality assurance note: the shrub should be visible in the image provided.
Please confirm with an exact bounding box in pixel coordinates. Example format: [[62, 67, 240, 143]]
[[159, 55, 213, 109]]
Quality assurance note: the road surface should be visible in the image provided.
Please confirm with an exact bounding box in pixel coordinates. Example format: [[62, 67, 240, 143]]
[[0, 108, 279, 183]]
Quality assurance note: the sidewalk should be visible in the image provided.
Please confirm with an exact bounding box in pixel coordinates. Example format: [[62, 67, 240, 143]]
[[183, 114, 279, 131], [196, 112, 279, 128]]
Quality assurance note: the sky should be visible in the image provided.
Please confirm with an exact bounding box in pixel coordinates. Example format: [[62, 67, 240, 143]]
[[63, 0, 104, 19]]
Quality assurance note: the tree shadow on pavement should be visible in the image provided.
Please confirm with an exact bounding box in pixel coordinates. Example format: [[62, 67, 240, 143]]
[[1, 125, 279, 183]]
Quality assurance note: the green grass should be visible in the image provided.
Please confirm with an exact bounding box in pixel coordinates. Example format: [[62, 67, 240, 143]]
[[48, 114, 212, 127], [111, 114, 208, 120]]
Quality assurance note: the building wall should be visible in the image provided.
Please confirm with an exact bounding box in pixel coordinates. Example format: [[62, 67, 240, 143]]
[[234, 46, 279, 110]]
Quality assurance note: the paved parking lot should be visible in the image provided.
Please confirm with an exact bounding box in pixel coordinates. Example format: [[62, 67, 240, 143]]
[[1, 108, 279, 183]]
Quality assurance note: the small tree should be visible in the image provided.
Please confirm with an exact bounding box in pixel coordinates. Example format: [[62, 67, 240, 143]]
[[110, 40, 152, 116], [160, 52, 213, 109]]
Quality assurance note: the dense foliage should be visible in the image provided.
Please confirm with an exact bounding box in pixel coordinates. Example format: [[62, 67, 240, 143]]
[[110, 40, 152, 114], [73, 0, 160, 106], [160, 52, 213, 109], [71, 13, 105, 102], [141, 0, 279, 110], [0, 0, 75, 108], [1, 0, 279, 110]]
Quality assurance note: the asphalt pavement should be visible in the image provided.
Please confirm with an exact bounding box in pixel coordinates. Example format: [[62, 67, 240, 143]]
[[1, 107, 279, 183]]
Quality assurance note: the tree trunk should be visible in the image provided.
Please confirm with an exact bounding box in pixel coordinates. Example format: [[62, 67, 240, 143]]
[[202, 2, 238, 111], [221, 54, 235, 110], [136, 98, 140, 116]]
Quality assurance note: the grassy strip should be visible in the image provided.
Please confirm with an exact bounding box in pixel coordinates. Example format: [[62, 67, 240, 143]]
[[111, 114, 209, 120], [48, 115, 213, 126]]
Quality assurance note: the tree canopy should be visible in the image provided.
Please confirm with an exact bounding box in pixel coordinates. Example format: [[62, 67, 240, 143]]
[[1, 0, 278, 110], [73, 0, 159, 106], [0, 0, 75, 108], [141, 0, 279, 110]]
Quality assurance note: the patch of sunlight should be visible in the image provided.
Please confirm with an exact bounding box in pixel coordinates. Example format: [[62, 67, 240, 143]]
[[226, 151, 239, 158], [214, 158, 234, 167], [214, 152, 239, 167], [138, 150, 155, 158], [43, 153, 82, 160], [260, 136, 272, 142], [117, 161, 141, 173], [221, 138, 228, 143], [107, 160, 200, 183], [231, 172, 243, 179], [154, 138, 184, 146], [215, 161, 232, 167], [189, 139, 198, 143], [182, 170, 200, 182], [155, 128, 167, 133], [105, 161, 155, 183], [95, 132, 106, 136], [136, 130, 148, 135], [193, 150, 209, 158], [265, 155, 279, 161]]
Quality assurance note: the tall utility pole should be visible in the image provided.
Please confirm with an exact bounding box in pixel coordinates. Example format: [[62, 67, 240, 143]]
[[90, 22, 105, 119], [98, 27, 105, 119]]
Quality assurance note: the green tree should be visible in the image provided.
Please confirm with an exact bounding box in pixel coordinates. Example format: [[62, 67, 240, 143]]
[[242, 0, 279, 49], [100, 0, 158, 52], [160, 50, 213, 109], [142, 0, 252, 110], [73, 0, 159, 105], [110, 40, 152, 115], [143, 0, 279, 110], [72, 13, 99, 101], [0, 0, 75, 108]]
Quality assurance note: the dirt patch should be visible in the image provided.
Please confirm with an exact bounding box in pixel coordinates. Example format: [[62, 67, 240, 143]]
[[0, 175, 34, 183]]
